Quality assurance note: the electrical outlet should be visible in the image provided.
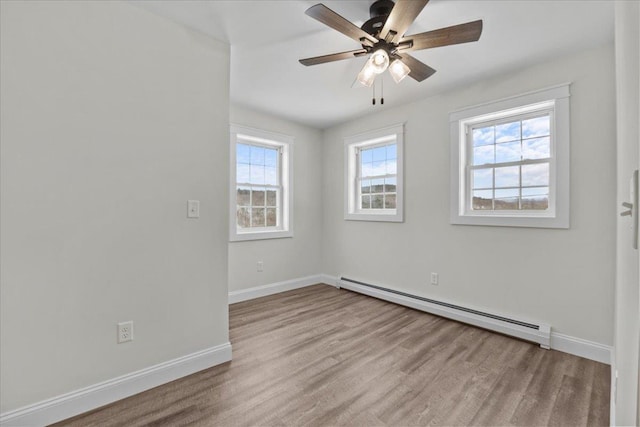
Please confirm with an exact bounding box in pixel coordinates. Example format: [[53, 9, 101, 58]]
[[430, 272, 439, 286], [187, 200, 200, 218], [257, 261, 264, 272], [118, 321, 134, 344]]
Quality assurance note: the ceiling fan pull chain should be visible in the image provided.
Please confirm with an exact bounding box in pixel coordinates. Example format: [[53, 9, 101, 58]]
[[372, 81, 376, 105], [381, 77, 384, 105]]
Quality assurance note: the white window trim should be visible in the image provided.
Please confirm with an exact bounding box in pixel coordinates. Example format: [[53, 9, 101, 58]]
[[230, 124, 293, 242], [450, 83, 571, 229], [344, 124, 404, 222]]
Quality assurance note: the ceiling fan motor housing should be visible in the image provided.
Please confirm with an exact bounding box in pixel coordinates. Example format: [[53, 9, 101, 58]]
[[361, 0, 395, 37]]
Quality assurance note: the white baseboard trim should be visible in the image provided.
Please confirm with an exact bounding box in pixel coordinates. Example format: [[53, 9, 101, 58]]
[[550, 332, 612, 365], [319, 274, 340, 287], [0, 342, 232, 427], [229, 274, 332, 304]]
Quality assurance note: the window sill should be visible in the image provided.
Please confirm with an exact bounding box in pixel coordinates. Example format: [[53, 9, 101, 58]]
[[230, 229, 293, 242], [345, 211, 403, 223], [451, 213, 568, 229]]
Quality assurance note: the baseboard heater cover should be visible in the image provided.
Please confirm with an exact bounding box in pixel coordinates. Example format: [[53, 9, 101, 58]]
[[338, 277, 551, 349]]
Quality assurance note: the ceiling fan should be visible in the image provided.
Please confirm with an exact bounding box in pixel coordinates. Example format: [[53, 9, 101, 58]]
[[299, 0, 483, 87]]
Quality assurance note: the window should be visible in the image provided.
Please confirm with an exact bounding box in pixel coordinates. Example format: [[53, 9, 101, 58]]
[[345, 124, 404, 222], [230, 125, 292, 241], [450, 84, 570, 228]]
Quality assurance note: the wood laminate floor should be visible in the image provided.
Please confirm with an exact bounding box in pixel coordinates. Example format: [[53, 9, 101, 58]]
[[54, 284, 610, 426]]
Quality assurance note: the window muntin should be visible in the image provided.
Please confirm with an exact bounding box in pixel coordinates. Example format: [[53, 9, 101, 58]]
[[467, 110, 552, 213], [358, 142, 397, 210], [344, 124, 404, 222], [230, 125, 292, 241], [235, 142, 281, 229]]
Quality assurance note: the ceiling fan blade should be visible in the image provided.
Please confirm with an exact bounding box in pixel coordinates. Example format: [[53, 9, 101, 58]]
[[397, 54, 436, 82], [299, 49, 368, 66], [400, 20, 483, 52], [379, 0, 429, 43], [305, 4, 378, 45]]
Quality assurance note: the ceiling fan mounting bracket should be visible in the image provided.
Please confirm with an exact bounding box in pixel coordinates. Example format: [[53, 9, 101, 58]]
[[369, 0, 395, 18], [361, 0, 395, 39]]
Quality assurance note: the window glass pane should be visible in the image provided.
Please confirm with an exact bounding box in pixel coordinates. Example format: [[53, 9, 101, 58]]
[[371, 178, 384, 193], [361, 195, 371, 209], [495, 166, 519, 188], [521, 196, 549, 210], [386, 144, 397, 160], [495, 121, 520, 143], [266, 208, 277, 226], [361, 149, 373, 163], [236, 187, 250, 206], [361, 180, 371, 194], [372, 147, 386, 161], [495, 141, 521, 163], [361, 162, 373, 178], [264, 149, 277, 167], [371, 194, 384, 208], [522, 163, 549, 186], [237, 163, 250, 183], [495, 188, 519, 199], [386, 159, 397, 175], [372, 161, 385, 176], [237, 207, 250, 228], [472, 190, 493, 210], [251, 208, 265, 227], [473, 169, 493, 189], [250, 165, 265, 184], [522, 115, 550, 138], [473, 126, 494, 146], [265, 166, 277, 185], [384, 177, 396, 192], [252, 189, 265, 206], [237, 144, 251, 164], [250, 146, 265, 165], [473, 145, 494, 165], [522, 137, 550, 160], [384, 194, 396, 209], [266, 190, 277, 206], [522, 186, 548, 197], [495, 197, 519, 210]]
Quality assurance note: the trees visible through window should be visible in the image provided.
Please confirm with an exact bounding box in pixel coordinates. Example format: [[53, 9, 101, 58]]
[[236, 143, 280, 229]]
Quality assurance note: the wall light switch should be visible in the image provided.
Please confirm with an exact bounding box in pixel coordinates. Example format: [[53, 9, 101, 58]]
[[187, 200, 200, 218]]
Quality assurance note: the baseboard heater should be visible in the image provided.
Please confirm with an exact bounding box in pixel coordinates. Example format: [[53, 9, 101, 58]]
[[338, 277, 551, 349]]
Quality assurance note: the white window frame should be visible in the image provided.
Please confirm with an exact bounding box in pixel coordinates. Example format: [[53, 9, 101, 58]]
[[450, 84, 570, 228], [344, 124, 404, 222], [230, 124, 293, 241]]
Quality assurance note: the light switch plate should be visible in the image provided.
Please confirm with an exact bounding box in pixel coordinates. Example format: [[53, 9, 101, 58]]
[[187, 200, 200, 218]]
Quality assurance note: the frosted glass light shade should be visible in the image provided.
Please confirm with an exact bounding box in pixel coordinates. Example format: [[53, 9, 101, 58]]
[[370, 49, 389, 74], [389, 59, 410, 83], [356, 58, 377, 87]]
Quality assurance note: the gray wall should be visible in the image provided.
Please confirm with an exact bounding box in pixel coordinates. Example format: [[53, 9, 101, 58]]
[[228, 106, 323, 292], [321, 45, 616, 345], [0, 0, 230, 412]]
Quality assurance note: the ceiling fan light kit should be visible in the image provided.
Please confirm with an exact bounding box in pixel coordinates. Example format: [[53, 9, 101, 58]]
[[299, 0, 484, 101], [389, 59, 411, 83]]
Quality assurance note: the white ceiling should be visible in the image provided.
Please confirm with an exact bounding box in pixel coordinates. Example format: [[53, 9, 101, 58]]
[[133, 0, 614, 129]]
